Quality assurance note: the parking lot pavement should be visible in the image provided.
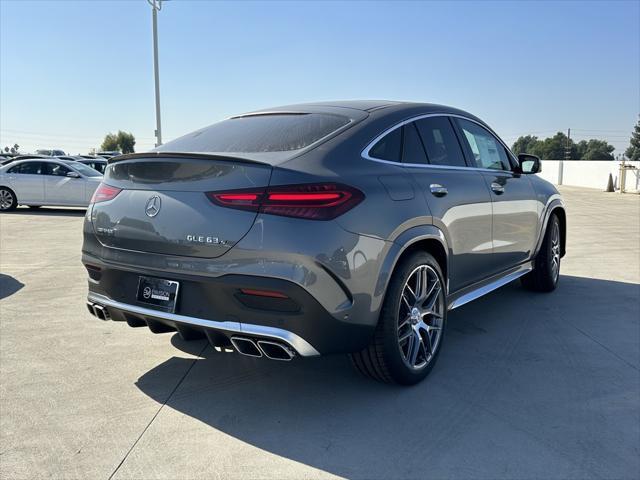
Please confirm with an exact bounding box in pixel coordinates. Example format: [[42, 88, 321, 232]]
[[0, 187, 638, 480]]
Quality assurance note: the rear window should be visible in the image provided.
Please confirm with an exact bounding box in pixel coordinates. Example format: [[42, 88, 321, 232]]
[[155, 113, 350, 153]]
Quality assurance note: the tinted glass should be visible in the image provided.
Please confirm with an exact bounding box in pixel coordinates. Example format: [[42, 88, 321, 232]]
[[155, 113, 350, 153], [8, 162, 44, 174], [402, 123, 428, 164], [369, 127, 402, 162], [44, 162, 70, 176], [414, 117, 467, 167], [456, 119, 510, 170]]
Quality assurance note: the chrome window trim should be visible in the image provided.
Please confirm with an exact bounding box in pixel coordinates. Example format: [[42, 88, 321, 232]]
[[87, 292, 321, 357], [361, 112, 517, 173]]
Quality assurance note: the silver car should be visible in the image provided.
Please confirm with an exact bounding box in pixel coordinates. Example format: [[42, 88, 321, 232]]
[[0, 159, 102, 210], [82, 101, 565, 385]]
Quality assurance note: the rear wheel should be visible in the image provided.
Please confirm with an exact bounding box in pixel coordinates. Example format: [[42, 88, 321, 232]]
[[522, 214, 561, 292], [351, 251, 446, 385], [0, 187, 17, 211]]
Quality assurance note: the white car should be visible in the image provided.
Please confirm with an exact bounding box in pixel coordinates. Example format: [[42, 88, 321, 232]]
[[0, 159, 102, 211]]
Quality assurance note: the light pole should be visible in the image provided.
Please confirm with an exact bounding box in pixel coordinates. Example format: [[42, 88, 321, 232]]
[[147, 0, 163, 146]]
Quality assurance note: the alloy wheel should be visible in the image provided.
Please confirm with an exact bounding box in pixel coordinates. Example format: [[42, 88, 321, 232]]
[[397, 265, 445, 370], [550, 222, 560, 282], [0, 190, 13, 210]]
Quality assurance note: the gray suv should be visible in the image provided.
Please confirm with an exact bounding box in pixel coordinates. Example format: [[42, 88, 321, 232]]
[[83, 101, 565, 385]]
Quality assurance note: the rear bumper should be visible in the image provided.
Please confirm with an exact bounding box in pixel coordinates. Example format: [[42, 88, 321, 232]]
[[83, 257, 376, 356], [86, 292, 320, 356]]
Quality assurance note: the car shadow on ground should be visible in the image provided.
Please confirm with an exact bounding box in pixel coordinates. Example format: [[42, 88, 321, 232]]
[[135, 275, 639, 479], [3, 207, 86, 217], [0, 274, 24, 300]]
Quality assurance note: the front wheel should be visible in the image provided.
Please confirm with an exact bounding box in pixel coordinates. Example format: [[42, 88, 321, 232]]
[[522, 214, 561, 292], [0, 187, 17, 211], [351, 251, 447, 385]]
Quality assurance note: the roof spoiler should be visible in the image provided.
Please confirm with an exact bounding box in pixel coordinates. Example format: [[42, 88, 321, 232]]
[[108, 151, 271, 167]]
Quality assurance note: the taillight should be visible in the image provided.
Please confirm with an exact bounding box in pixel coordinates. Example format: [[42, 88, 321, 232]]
[[91, 183, 122, 203], [206, 183, 364, 220]]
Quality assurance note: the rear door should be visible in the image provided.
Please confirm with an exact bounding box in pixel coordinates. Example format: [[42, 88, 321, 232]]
[[5, 161, 45, 203], [368, 116, 495, 292], [42, 162, 86, 205], [453, 118, 539, 273], [91, 156, 272, 258]]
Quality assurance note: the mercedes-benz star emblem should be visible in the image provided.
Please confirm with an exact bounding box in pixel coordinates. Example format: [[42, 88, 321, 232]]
[[145, 195, 161, 218]]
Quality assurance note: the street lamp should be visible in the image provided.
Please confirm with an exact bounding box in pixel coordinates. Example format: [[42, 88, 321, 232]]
[[147, 0, 164, 146]]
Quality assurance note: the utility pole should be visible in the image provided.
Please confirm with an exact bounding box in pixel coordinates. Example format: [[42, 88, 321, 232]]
[[148, 0, 163, 146], [564, 128, 571, 160]]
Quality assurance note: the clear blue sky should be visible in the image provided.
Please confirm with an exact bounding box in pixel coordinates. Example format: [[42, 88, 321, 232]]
[[1, 0, 638, 155]]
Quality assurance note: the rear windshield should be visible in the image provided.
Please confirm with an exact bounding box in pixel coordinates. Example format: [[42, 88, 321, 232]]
[[155, 113, 350, 153]]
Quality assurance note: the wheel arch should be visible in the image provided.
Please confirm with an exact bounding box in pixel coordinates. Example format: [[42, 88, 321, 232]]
[[377, 225, 450, 303], [535, 199, 566, 258]]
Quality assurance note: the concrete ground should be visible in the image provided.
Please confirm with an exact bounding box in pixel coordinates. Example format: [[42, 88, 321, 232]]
[[1, 186, 638, 480]]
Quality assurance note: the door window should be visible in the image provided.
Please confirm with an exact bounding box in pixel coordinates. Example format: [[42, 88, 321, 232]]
[[455, 119, 511, 170], [44, 163, 71, 176], [7, 162, 44, 174], [402, 123, 428, 164], [414, 117, 467, 167]]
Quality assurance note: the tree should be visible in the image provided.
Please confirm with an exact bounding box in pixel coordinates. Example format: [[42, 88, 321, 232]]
[[100, 130, 135, 153], [101, 133, 119, 151], [511, 135, 540, 155], [116, 131, 135, 154], [511, 132, 615, 160], [580, 139, 615, 160], [625, 117, 640, 161]]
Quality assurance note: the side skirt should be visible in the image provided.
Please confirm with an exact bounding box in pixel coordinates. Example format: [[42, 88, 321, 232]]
[[447, 261, 533, 310]]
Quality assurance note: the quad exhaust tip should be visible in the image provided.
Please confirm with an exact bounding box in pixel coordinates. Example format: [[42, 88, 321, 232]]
[[257, 340, 295, 361], [86, 302, 110, 321], [230, 337, 263, 357], [231, 336, 295, 361]]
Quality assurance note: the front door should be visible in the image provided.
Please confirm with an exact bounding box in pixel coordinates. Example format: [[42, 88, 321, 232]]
[[43, 162, 86, 205], [453, 118, 539, 273]]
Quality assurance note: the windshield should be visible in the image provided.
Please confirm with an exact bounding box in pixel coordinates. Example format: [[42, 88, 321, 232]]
[[155, 113, 351, 153]]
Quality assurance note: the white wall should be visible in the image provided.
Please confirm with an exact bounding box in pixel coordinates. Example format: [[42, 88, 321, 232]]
[[536, 160, 640, 192]]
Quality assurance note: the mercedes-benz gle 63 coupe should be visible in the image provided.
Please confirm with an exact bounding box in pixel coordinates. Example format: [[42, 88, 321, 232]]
[[82, 101, 566, 385]]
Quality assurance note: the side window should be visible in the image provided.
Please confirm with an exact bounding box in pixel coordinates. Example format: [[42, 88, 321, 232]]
[[402, 123, 428, 164], [414, 117, 467, 167], [369, 127, 402, 162], [455, 119, 511, 170], [8, 162, 43, 174], [44, 163, 70, 176]]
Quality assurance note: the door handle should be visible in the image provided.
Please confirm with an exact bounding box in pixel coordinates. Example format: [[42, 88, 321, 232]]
[[491, 182, 505, 195], [430, 184, 448, 197]]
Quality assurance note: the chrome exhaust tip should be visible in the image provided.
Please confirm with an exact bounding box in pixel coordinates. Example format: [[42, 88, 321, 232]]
[[86, 302, 97, 317], [257, 340, 295, 361], [93, 304, 109, 321], [230, 337, 263, 357]]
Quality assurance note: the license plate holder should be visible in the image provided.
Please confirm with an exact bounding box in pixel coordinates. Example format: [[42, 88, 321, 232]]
[[136, 276, 180, 312]]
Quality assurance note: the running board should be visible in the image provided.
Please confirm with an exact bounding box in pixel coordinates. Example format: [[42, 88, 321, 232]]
[[448, 263, 533, 310]]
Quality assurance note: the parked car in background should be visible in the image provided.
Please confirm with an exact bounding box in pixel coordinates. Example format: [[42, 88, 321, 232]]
[[0, 158, 102, 210], [96, 151, 122, 159], [82, 101, 566, 385], [74, 157, 108, 174], [36, 149, 66, 156]]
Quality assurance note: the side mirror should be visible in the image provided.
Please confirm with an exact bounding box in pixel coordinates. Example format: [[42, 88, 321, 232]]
[[66, 171, 81, 178], [518, 154, 541, 174]]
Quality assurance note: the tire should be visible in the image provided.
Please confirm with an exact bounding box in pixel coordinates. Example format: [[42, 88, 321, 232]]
[[0, 187, 17, 212], [521, 214, 561, 292], [351, 251, 447, 385]]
